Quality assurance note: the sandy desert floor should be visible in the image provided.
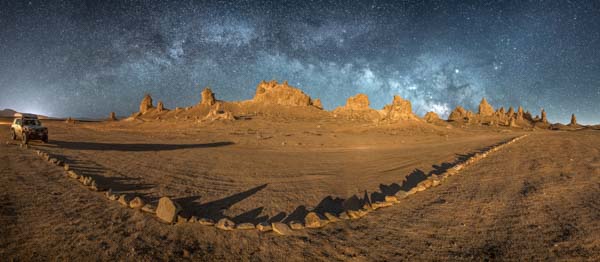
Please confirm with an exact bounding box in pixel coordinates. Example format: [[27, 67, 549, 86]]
[[1, 117, 599, 260]]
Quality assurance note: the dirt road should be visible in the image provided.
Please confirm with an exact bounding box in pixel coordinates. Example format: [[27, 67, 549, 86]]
[[1, 122, 599, 260]]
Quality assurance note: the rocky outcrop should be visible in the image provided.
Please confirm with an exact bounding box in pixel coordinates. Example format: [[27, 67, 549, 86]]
[[509, 117, 518, 127], [342, 94, 370, 110], [570, 114, 577, 126], [448, 106, 469, 122], [252, 80, 317, 107], [139, 94, 153, 114], [156, 101, 165, 112], [424, 111, 441, 123], [312, 99, 323, 110], [478, 98, 494, 116], [381, 95, 416, 121], [517, 106, 524, 120], [108, 112, 117, 121], [332, 93, 380, 121], [200, 87, 216, 106], [541, 109, 548, 123]]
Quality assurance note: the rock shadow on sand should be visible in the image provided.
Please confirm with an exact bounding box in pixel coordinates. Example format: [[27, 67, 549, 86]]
[[49, 140, 234, 152]]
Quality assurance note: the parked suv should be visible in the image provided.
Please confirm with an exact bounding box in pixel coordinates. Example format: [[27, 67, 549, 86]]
[[10, 113, 48, 144]]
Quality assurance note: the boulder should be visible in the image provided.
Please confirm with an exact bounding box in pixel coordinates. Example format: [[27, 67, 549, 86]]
[[139, 94, 153, 114], [203, 108, 235, 122], [105, 189, 117, 200], [371, 201, 394, 209], [478, 98, 494, 116], [118, 194, 131, 207], [304, 212, 324, 229], [215, 218, 235, 230], [236, 223, 256, 230], [198, 218, 215, 226], [324, 212, 341, 222], [252, 80, 313, 107], [288, 221, 304, 230], [156, 197, 182, 224], [272, 222, 294, 235], [141, 204, 156, 214], [200, 87, 216, 106], [129, 197, 145, 209], [256, 222, 272, 232], [177, 214, 190, 224], [384, 195, 399, 203]]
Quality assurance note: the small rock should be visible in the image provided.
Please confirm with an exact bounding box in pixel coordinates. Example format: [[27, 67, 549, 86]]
[[141, 204, 156, 214], [385, 195, 399, 203], [118, 195, 131, 207], [289, 221, 304, 230], [339, 212, 350, 220], [63, 164, 70, 171], [55, 160, 63, 166], [372, 201, 394, 209], [188, 216, 198, 223], [67, 170, 79, 179], [198, 218, 215, 226], [129, 197, 145, 209], [177, 215, 190, 224], [256, 222, 272, 232], [105, 189, 116, 200], [272, 222, 294, 235], [215, 218, 235, 231], [304, 212, 324, 228], [395, 191, 409, 199], [347, 209, 368, 219], [324, 212, 340, 222], [236, 223, 256, 230], [156, 197, 182, 224], [89, 180, 106, 191]]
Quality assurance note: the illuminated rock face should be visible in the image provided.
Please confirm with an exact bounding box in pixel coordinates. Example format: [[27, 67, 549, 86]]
[[570, 114, 577, 126], [448, 106, 469, 122], [478, 98, 494, 117], [139, 94, 153, 114], [424, 111, 441, 123], [201, 87, 216, 106], [252, 80, 314, 107], [382, 95, 416, 121]]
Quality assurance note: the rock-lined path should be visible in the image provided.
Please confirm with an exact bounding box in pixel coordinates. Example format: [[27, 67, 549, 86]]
[[1, 131, 599, 260]]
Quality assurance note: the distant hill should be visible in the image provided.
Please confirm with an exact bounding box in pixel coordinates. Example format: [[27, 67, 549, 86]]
[[0, 109, 18, 117], [0, 109, 49, 119]]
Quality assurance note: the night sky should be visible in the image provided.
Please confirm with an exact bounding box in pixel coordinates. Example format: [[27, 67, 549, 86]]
[[1, 0, 599, 123]]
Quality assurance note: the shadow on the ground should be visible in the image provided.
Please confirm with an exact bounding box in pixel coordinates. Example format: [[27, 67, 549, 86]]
[[188, 137, 518, 224], [48, 140, 234, 152]]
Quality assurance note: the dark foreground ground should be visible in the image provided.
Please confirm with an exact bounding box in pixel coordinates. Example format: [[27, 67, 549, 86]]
[[0, 125, 599, 261]]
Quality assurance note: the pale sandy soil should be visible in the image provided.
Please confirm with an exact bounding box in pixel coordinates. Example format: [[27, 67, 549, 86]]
[[0, 117, 599, 260]]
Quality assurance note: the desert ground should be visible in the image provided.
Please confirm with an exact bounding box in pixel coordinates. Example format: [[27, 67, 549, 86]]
[[1, 112, 599, 261]]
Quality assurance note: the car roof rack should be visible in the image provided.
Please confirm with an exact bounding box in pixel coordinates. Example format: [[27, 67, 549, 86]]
[[14, 113, 39, 119]]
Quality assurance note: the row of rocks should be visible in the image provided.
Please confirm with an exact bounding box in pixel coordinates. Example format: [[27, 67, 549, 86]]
[[16, 135, 528, 236]]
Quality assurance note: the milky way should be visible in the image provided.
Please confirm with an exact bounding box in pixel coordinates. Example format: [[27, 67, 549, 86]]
[[1, 0, 599, 123]]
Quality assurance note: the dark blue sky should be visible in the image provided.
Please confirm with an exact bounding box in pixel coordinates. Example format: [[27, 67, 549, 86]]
[[1, 0, 599, 123]]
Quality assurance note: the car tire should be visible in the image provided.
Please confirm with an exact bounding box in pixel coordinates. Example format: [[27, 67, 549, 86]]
[[10, 130, 16, 140], [22, 134, 29, 145]]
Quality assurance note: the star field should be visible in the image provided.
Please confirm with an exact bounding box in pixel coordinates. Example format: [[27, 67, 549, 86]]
[[1, 0, 599, 123]]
